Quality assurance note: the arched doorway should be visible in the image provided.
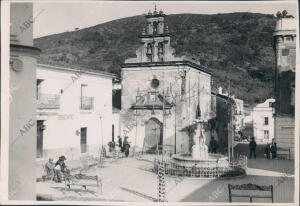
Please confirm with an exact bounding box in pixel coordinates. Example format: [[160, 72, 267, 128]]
[[144, 117, 163, 153]]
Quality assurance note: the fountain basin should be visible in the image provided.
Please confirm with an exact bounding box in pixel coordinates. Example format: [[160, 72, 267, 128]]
[[154, 153, 247, 178], [172, 153, 229, 167]]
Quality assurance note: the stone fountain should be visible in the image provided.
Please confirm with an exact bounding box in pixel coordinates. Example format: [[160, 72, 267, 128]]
[[172, 121, 229, 168], [154, 121, 247, 178]]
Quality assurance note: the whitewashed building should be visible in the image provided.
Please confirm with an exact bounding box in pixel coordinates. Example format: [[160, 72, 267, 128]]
[[252, 99, 275, 143], [36, 64, 115, 160]]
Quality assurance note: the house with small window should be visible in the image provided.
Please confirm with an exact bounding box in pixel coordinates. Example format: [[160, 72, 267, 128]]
[[252, 99, 275, 143], [36, 64, 115, 160]]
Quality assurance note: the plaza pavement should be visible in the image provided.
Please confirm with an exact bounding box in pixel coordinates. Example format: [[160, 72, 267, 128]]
[[36, 156, 295, 203]]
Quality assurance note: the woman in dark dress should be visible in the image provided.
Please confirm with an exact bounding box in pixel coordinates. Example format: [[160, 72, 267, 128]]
[[123, 136, 131, 157]]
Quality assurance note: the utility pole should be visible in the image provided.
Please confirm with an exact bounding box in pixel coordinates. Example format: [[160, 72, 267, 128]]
[[158, 72, 166, 202], [99, 114, 104, 161], [174, 92, 177, 154], [133, 89, 139, 157], [227, 80, 235, 160]]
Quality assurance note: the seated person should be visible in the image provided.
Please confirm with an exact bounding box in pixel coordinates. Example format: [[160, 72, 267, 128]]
[[54, 155, 70, 182], [44, 158, 55, 179]]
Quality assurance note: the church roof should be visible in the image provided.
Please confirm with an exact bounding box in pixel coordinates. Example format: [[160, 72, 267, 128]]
[[122, 60, 212, 75]]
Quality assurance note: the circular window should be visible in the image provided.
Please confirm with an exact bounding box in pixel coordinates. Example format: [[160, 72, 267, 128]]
[[151, 78, 160, 88]]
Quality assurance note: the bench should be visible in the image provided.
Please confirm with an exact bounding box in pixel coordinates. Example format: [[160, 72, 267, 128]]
[[64, 174, 102, 195], [277, 147, 291, 160], [228, 183, 273, 203]]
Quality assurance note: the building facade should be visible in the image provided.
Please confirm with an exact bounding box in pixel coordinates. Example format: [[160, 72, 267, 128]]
[[210, 93, 233, 153], [253, 99, 275, 143], [36, 64, 115, 160], [273, 11, 296, 158], [9, 3, 40, 200], [121, 8, 213, 155]]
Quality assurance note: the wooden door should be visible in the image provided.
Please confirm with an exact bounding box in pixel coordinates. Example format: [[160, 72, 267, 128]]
[[81, 127, 87, 153], [144, 118, 163, 153], [37, 120, 44, 158]]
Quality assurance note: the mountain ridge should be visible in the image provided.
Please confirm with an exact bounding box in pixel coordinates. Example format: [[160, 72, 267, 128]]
[[34, 12, 276, 105]]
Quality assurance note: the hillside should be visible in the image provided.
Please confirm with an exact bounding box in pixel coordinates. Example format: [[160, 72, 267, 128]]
[[34, 12, 277, 105]]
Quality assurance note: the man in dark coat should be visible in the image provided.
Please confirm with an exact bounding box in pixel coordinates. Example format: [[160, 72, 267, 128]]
[[118, 136, 123, 151], [271, 139, 277, 159], [209, 136, 218, 153], [249, 137, 257, 159]]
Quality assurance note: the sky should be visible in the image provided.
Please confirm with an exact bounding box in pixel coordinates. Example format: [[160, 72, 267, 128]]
[[33, 1, 298, 38]]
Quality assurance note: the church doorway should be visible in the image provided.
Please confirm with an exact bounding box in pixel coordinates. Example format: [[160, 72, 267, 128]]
[[144, 117, 163, 154]]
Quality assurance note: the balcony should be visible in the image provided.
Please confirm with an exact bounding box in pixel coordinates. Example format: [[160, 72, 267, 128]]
[[37, 93, 60, 109], [80, 96, 94, 110]]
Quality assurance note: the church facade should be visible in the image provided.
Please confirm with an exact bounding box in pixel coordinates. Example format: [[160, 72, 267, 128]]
[[120, 9, 214, 155]]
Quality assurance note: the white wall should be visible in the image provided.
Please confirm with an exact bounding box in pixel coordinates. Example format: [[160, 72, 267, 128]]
[[36, 65, 113, 159]]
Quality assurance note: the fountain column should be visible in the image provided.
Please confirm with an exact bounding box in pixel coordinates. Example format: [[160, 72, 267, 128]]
[[192, 121, 208, 160]]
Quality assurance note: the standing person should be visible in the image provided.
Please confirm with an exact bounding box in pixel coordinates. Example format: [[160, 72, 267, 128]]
[[271, 139, 277, 159], [118, 136, 123, 151], [209, 136, 218, 153], [123, 136, 131, 157], [265, 143, 271, 159], [249, 137, 257, 159]]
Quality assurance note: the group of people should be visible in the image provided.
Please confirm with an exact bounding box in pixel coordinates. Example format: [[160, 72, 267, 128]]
[[248, 137, 277, 159], [108, 136, 131, 157], [118, 136, 131, 157], [265, 139, 277, 159], [44, 155, 69, 183]]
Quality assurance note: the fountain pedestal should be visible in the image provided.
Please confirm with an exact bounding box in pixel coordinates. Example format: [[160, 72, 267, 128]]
[[192, 122, 208, 160]]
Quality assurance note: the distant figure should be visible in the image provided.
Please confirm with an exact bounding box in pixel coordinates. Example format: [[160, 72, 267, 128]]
[[118, 136, 123, 151], [209, 136, 218, 153], [249, 137, 257, 159], [54, 155, 69, 183], [108, 140, 115, 152], [271, 139, 277, 159], [265, 143, 271, 159], [123, 136, 131, 157], [45, 158, 55, 179]]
